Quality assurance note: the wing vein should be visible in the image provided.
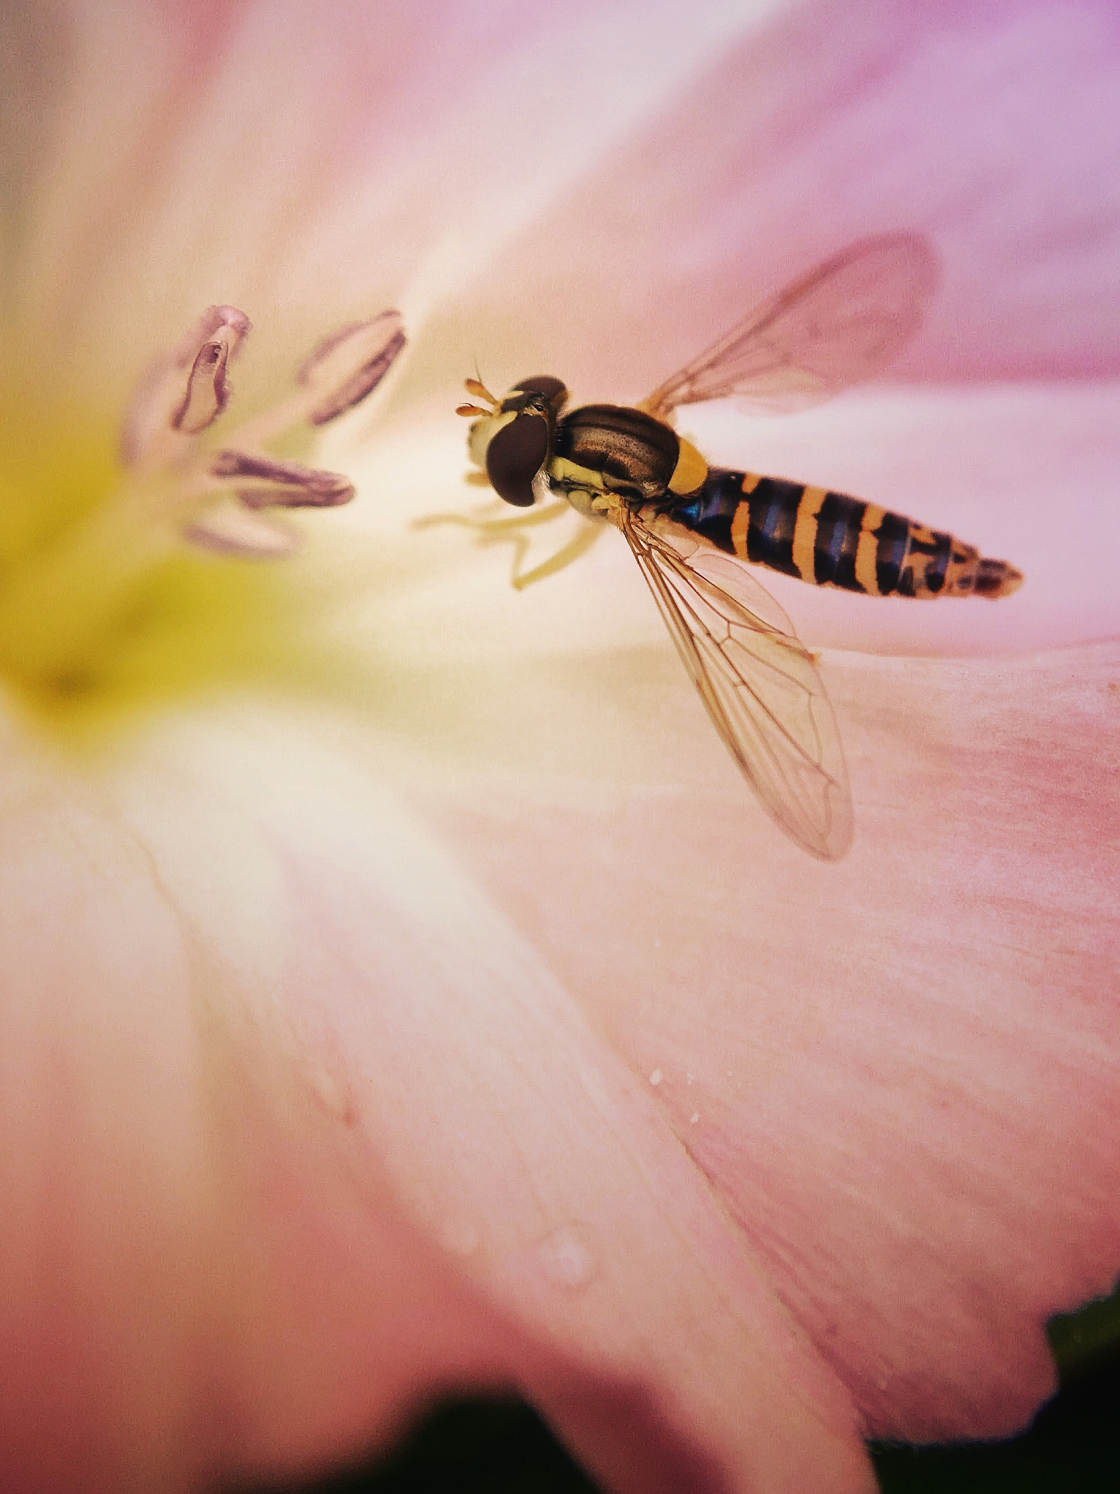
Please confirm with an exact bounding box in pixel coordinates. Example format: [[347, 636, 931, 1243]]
[[642, 232, 937, 420], [618, 505, 853, 860]]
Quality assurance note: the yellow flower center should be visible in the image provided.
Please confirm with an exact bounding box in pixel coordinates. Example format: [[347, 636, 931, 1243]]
[[0, 309, 405, 745]]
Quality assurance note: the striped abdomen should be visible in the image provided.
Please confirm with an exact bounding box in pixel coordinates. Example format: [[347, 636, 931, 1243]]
[[662, 468, 1022, 599]]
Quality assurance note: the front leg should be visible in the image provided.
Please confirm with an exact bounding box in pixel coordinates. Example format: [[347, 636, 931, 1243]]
[[412, 498, 571, 537], [413, 498, 602, 588], [508, 516, 602, 589]]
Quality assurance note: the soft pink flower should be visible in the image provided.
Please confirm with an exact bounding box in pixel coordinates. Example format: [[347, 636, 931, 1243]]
[[1, 3, 1118, 1492]]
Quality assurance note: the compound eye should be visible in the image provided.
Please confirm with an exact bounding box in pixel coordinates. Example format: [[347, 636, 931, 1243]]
[[486, 410, 549, 507]]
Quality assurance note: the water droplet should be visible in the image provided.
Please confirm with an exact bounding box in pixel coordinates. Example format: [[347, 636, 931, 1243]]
[[649, 1067, 663, 1087], [537, 1226, 596, 1290], [689, 1112, 700, 1125]]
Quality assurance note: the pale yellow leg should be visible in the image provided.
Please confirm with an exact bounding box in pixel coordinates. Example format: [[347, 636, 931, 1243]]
[[413, 500, 603, 589], [508, 517, 602, 590], [412, 499, 570, 536]]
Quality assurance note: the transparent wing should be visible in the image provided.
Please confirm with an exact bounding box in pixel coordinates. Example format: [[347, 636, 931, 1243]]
[[619, 505, 853, 860], [642, 232, 937, 420]]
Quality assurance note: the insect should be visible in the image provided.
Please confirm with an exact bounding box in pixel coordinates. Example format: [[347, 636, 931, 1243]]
[[455, 233, 1022, 860]]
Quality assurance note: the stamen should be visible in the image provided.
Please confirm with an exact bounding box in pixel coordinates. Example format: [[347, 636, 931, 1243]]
[[0, 295, 414, 727], [174, 339, 229, 433], [185, 501, 298, 557], [122, 305, 251, 464], [298, 310, 406, 425], [211, 450, 354, 508], [119, 302, 405, 566], [181, 304, 253, 361]]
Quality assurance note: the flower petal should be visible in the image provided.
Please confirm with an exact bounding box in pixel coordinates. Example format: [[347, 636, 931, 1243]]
[[87, 707, 875, 1493], [0, 737, 547, 1490], [6, 1, 1119, 1487], [5, 1, 753, 389], [416, 0, 1120, 398], [410, 638, 1120, 1443]]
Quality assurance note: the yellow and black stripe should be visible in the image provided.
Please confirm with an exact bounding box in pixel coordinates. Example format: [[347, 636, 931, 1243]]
[[663, 468, 1022, 600]]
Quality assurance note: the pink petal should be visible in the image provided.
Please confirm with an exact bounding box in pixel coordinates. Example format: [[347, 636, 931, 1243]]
[[0, 713, 883, 1492], [425, 0, 1120, 394], [412, 638, 1120, 1444], [5, 0, 1120, 1487], [5, 2, 747, 388], [113, 712, 882, 1492], [0, 746, 536, 1490], [12, 2, 1118, 394]]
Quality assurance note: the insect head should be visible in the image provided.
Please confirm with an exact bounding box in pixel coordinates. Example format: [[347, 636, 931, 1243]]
[[457, 375, 568, 507]]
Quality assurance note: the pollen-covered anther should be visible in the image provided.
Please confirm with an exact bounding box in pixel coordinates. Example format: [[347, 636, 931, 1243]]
[[297, 310, 406, 425], [211, 450, 355, 508]]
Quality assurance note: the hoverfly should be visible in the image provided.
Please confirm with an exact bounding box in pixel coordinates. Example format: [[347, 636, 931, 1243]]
[[456, 234, 1022, 861]]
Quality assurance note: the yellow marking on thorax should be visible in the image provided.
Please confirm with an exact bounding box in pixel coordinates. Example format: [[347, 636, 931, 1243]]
[[549, 455, 608, 492], [667, 436, 708, 496], [740, 472, 762, 494], [791, 484, 827, 584], [854, 503, 886, 596]]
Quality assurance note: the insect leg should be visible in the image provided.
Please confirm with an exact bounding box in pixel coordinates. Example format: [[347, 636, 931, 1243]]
[[412, 499, 570, 535], [414, 500, 600, 588], [508, 517, 602, 590]]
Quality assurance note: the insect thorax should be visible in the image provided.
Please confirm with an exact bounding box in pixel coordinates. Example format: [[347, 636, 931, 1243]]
[[550, 405, 681, 517]]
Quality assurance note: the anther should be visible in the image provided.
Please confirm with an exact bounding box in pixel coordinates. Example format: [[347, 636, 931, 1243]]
[[171, 307, 252, 434], [298, 310, 406, 425], [211, 451, 354, 508], [115, 301, 405, 563], [123, 305, 251, 463]]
